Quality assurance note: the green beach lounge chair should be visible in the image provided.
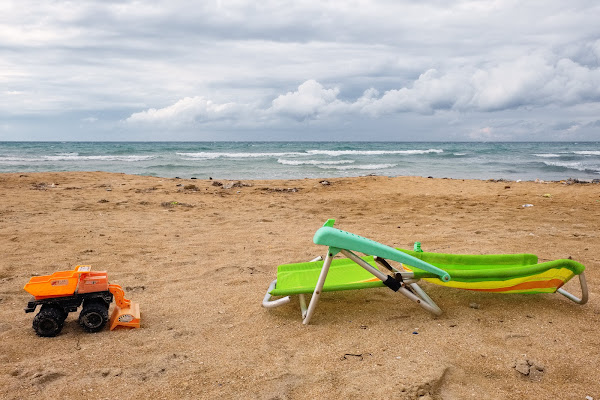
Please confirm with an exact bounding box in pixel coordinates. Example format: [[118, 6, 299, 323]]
[[262, 220, 588, 324]]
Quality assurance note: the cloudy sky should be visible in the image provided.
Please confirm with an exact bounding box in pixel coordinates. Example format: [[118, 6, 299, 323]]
[[2, 0, 600, 141]]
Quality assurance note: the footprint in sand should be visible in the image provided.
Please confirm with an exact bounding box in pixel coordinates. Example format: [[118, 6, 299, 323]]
[[11, 368, 66, 386], [0, 322, 12, 333]]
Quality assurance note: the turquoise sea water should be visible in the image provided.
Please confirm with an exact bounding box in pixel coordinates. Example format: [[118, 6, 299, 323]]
[[1, 142, 599, 181]]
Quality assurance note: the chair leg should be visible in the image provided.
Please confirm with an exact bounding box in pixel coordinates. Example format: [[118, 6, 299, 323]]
[[408, 283, 443, 315], [299, 256, 322, 319], [303, 252, 333, 325], [299, 294, 308, 319], [262, 280, 291, 308], [557, 272, 588, 305]]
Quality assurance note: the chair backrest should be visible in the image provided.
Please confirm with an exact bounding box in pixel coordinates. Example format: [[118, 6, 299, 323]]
[[313, 221, 451, 282]]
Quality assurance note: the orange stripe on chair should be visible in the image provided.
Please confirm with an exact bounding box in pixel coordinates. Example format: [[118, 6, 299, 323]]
[[462, 278, 565, 293]]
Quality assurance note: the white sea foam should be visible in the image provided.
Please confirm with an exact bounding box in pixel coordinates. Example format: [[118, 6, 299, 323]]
[[42, 155, 155, 162], [0, 157, 35, 163], [542, 160, 600, 172], [306, 149, 443, 156], [318, 163, 397, 170], [177, 151, 304, 159], [0, 155, 154, 163], [573, 151, 600, 156], [533, 153, 561, 158], [277, 159, 355, 166]]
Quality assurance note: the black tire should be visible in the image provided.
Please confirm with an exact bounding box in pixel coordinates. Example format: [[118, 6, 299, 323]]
[[32, 305, 65, 337], [48, 303, 68, 323], [78, 300, 109, 333]]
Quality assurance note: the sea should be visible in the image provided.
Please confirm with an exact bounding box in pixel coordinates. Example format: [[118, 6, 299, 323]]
[[1, 141, 599, 182]]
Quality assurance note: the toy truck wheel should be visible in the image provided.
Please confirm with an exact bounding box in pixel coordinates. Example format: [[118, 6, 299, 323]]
[[32, 306, 65, 337], [78, 301, 109, 332], [51, 304, 68, 323]]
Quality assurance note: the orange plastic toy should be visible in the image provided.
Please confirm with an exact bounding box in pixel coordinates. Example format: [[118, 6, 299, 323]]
[[24, 265, 140, 337]]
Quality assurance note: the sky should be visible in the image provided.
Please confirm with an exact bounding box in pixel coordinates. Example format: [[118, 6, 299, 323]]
[[1, 0, 600, 141]]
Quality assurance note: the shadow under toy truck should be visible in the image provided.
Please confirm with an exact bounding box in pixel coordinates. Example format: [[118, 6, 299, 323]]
[[24, 265, 140, 337]]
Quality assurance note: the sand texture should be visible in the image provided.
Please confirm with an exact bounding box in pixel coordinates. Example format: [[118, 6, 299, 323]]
[[0, 172, 599, 399]]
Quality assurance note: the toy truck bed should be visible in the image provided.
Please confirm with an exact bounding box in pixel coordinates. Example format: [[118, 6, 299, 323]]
[[24, 265, 93, 299]]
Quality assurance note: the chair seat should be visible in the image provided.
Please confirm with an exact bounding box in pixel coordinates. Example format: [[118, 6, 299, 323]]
[[270, 256, 384, 296]]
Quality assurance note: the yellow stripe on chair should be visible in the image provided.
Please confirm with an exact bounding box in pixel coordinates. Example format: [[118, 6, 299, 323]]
[[417, 267, 575, 293]]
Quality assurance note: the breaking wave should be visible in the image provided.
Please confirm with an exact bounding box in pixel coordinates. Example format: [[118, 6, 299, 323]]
[[533, 153, 561, 158], [43, 155, 155, 162], [277, 159, 355, 166], [0, 155, 155, 162], [318, 163, 397, 170], [306, 149, 443, 156], [541, 160, 600, 174], [177, 152, 303, 159]]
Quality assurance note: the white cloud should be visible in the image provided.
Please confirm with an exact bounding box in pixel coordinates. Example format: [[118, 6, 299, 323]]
[[125, 49, 600, 130], [360, 69, 464, 115], [359, 53, 600, 116], [126, 96, 239, 125], [469, 56, 551, 111], [268, 80, 343, 120]]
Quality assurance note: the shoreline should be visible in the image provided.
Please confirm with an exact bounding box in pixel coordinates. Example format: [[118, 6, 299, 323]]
[[4, 170, 600, 184], [1, 171, 599, 399]]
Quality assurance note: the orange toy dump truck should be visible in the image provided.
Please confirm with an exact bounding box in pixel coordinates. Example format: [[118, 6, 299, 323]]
[[24, 265, 140, 337]]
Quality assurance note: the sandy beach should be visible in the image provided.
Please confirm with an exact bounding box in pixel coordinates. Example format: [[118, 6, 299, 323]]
[[0, 171, 598, 399]]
